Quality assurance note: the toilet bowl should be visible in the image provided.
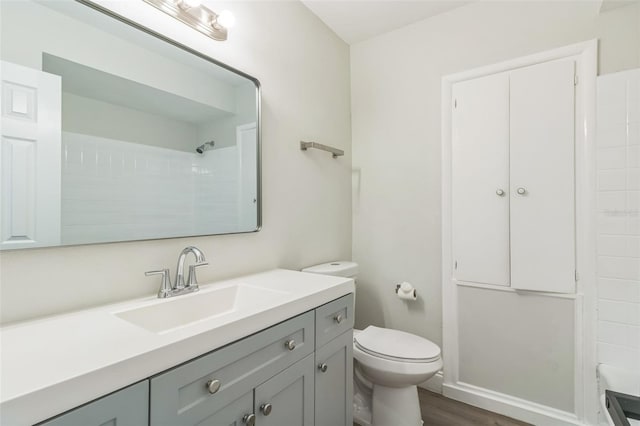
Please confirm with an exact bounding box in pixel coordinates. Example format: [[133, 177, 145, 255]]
[[302, 261, 443, 426]]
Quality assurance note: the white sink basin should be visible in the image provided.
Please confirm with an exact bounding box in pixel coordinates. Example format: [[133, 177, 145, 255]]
[[114, 283, 287, 333]]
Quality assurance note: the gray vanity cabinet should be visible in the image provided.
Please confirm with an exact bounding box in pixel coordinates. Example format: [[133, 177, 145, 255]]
[[37, 381, 149, 426], [255, 354, 315, 426], [149, 311, 315, 425], [314, 331, 353, 426], [314, 293, 354, 426]]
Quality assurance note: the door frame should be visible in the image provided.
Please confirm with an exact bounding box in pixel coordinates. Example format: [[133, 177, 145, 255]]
[[441, 40, 597, 426]]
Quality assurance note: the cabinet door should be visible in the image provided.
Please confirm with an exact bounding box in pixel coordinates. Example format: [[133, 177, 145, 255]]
[[451, 72, 510, 286], [315, 330, 353, 426], [150, 312, 314, 425], [510, 59, 575, 293], [38, 381, 148, 426], [255, 354, 315, 426], [188, 392, 254, 426]]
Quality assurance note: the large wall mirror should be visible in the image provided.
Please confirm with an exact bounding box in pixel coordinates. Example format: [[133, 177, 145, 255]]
[[0, 0, 261, 250]]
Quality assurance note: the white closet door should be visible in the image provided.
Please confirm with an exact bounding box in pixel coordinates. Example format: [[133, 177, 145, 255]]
[[510, 59, 575, 293], [452, 72, 510, 286], [0, 60, 61, 249]]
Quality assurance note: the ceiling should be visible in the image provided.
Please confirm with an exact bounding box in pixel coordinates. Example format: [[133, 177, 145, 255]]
[[300, 0, 473, 45]]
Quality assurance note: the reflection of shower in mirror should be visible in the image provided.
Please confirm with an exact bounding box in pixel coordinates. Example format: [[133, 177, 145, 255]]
[[196, 140, 215, 154]]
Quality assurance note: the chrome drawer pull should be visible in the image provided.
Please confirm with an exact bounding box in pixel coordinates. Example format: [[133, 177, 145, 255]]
[[260, 403, 273, 415], [206, 379, 221, 394], [285, 339, 296, 351], [243, 413, 256, 426], [333, 314, 343, 324], [318, 363, 328, 372]]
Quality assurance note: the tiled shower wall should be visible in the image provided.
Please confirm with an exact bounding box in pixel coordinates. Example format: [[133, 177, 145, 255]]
[[596, 69, 640, 372], [61, 132, 238, 245]]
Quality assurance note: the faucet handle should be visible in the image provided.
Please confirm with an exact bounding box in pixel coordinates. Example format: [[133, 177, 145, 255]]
[[187, 262, 208, 288], [146, 269, 173, 298]]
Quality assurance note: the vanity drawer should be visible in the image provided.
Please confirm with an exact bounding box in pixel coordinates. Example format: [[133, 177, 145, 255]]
[[150, 311, 314, 425], [315, 294, 354, 347]]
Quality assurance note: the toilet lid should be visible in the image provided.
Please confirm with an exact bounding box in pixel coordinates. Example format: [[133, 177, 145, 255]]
[[354, 326, 441, 362]]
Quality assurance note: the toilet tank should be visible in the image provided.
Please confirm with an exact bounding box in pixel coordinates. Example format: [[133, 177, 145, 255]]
[[302, 261, 358, 278]]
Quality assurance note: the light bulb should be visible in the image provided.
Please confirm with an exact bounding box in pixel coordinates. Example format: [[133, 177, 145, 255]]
[[216, 10, 235, 28], [182, 0, 202, 8]]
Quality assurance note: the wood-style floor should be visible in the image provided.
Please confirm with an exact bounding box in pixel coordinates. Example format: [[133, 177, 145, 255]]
[[418, 389, 532, 426]]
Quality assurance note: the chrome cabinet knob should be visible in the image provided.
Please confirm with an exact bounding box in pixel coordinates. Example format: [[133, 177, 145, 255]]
[[206, 379, 221, 394], [260, 403, 273, 416], [242, 413, 256, 426], [496, 189, 505, 196], [285, 339, 296, 351], [333, 314, 343, 324], [516, 187, 527, 195], [318, 363, 328, 372]]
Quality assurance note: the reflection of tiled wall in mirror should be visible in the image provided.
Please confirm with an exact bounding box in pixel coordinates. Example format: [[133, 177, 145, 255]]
[[61, 132, 239, 245]]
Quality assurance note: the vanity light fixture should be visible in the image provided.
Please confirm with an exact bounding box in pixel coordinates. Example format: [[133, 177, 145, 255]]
[[142, 0, 233, 41]]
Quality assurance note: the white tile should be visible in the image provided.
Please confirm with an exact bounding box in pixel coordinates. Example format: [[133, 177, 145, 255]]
[[598, 75, 627, 106], [598, 212, 628, 235], [598, 279, 639, 303], [629, 216, 640, 236], [598, 191, 626, 211], [628, 169, 640, 191], [598, 147, 627, 170], [598, 256, 640, 281], [628, 97, 640, 125], [598, 299, 640, 325], [630, 145, 640, 168], [598, 236, 628, 257], [599, 170, 627, 191], [628, 236, 640, 258], [597, 122, 627, 148], [628, 77, 640, 124], [598, 342, 640, 371], [629, 123, 640, 146], [598, 321, 640, 348], [630, 191, 640, 211], [598, 102, 627, 126]]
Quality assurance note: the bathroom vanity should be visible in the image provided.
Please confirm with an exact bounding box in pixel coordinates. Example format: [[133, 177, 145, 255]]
[[0, 270, 354, 426]]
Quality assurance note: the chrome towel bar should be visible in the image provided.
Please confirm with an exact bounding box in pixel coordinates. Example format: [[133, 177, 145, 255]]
[[300, 141, 344, 158]]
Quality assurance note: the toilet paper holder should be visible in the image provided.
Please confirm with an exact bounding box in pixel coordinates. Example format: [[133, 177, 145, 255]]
[[395, 282, 417, 299]]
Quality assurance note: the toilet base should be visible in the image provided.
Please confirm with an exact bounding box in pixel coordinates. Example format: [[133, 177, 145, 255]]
[[369, 384, 422, 426]]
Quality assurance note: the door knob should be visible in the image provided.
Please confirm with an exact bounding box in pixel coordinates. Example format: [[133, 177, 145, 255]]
[[516, 187, 527, 195], [284, 339, 296, 351], [260, 403, 273, 415], [318, 363, 328, 372], [243, 413, 256, 426], [206, 379, 221, 394], [496, 189, 505, 196]]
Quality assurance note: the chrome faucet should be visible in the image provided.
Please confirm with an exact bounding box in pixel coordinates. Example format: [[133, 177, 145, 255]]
[[145, 246, 208, 298]]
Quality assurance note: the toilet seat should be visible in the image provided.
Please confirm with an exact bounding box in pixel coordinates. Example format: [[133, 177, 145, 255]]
[[354, 326, 441, 363]]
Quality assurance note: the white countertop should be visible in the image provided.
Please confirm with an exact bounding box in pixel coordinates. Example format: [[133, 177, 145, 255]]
[[0, 269, 354, 426]]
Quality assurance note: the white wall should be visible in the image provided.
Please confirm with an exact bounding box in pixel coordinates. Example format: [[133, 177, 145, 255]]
[[596, 69, 640, 373], [198, 82, 258, 149], [351, 0, 640, 349], [0, 0, 351, 324], [62, 93, 199, 152]]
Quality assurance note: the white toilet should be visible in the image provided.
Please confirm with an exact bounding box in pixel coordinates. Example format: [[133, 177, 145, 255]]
[[302, 261, 442, 426]]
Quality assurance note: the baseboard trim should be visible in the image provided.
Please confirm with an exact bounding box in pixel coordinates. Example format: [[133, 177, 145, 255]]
[[419, 371, 443, 394], [443, 382, 584, 426]]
